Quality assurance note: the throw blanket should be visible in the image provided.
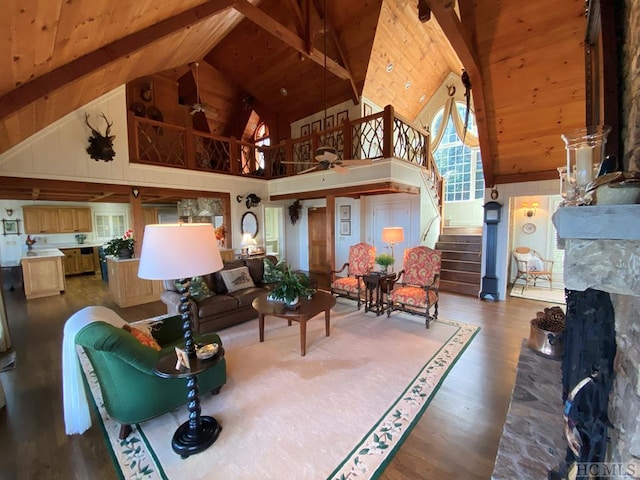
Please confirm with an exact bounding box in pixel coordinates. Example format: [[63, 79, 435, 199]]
[[62, 306, 127, 435]]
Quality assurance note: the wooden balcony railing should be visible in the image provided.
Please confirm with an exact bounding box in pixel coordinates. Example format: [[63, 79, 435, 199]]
[[127, 105, 443, 207]]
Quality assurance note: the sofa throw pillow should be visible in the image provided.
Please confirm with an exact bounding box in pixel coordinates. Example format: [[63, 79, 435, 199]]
[[262, 258, 286, 283], [174, 276, 215, 301], [123, 324, 161, 351], [220, 266, 256, 293]]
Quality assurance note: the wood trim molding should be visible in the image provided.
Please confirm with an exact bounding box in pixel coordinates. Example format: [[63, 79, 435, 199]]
[[269, 181, 420, 201]]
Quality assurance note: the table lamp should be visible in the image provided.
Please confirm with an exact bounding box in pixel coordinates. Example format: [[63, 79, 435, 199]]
[[240, 232, 256, 257], [138, 223, 223, 457], [381, 227, 404, 270]]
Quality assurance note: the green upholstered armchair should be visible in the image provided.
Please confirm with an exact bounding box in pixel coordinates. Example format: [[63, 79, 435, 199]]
[[75, 314, 226, 439]]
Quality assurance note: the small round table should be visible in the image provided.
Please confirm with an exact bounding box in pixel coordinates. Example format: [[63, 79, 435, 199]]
[[154, 347, 225, 458]]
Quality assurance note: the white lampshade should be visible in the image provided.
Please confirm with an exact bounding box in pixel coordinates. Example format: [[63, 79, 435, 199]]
[[240, 232, 256, 247], [138, 223, 223, 280], [382, 227, 404, 244]]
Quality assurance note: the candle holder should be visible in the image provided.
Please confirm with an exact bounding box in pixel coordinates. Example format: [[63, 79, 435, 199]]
[[561, 126, 611, 205]]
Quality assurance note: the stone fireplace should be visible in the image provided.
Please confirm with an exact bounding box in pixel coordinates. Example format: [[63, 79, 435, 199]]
[[553, 205, 640, 470]]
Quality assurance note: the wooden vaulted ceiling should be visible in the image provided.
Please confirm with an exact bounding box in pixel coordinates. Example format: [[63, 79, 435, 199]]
[[0, 0, 587, 195]]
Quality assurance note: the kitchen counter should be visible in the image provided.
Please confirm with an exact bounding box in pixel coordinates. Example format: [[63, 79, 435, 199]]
[[21, 248, 65, 259]]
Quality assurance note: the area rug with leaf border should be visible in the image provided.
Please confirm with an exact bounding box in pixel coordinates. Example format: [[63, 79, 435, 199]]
[[80, 299, 479, 480]]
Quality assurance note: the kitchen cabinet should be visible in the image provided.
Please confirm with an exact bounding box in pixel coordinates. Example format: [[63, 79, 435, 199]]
[[23, 207, 60, 234], [62, 247, 97, 276], [107, 257, 162, 307], [59, 208, 92, 232], [21, 250, 66, 299], [23, 206, 92, 234]]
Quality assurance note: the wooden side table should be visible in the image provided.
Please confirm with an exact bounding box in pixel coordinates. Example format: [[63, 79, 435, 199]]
[[154, 347, 225, 458], [363, 272, 396, 316]]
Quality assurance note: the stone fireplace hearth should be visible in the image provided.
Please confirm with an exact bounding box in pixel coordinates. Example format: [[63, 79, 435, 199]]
[[554, 205, 640, 471]]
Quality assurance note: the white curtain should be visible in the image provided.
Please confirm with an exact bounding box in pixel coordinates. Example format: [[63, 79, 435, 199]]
[[429, 97, 480, 157]]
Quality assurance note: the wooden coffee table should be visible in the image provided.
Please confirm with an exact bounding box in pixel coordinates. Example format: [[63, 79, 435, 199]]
[[252, 290, 336, 356]]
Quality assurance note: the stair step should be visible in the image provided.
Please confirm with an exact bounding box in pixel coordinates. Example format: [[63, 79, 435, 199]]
[[440, 250, 482, 262], [439, 234, 482, 244], [441, 259, 482, 273], [436, 242, 482, 253], [440, 269, 481, 284], [439, 279, 480, 297], [443, 226, 483, 235]]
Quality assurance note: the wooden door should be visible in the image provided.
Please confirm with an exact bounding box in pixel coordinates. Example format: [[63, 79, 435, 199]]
[[308, 207, 328, 273]]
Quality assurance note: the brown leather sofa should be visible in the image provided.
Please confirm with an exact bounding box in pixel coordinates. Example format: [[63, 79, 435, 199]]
[[160, 255, 278, 334]]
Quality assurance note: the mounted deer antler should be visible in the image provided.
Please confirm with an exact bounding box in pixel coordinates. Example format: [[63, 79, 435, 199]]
[[84, 112, 116, 162]]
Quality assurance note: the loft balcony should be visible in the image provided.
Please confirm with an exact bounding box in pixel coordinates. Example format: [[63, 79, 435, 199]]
[[127, 105, 443, 206]]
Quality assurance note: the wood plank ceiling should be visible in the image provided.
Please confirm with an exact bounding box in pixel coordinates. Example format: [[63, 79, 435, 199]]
[[0, 0, 588, 200]]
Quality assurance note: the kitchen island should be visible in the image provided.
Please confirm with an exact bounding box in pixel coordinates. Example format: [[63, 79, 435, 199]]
[[107, 256, 162, 307], [21, 249, 66, 299]]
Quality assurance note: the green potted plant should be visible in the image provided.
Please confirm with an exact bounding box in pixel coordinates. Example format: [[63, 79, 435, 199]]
[[375, 253, 395, 273], [267, 265, 315, 306], [103, 230, 135, 258]]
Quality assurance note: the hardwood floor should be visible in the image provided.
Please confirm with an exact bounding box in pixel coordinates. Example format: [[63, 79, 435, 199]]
[[0, 273, 547, 479]]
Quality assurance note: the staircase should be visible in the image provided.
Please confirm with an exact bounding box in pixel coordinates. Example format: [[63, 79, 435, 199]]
[[436, 227, 482, 297]]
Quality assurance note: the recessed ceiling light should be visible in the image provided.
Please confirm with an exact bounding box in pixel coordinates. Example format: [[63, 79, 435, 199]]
[[386, 63, 394, 72], [405, 81, 412, 89], [280, 87, 288, 96], [419, 94, 426, 103]]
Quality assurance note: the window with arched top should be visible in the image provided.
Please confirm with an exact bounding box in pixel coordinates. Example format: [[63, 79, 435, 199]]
[[253, 122, 270, 170], [431, 102, 484, 202]]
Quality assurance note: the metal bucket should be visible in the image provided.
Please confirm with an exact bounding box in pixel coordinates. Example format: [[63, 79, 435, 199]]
[[527, 320, 564, 359]]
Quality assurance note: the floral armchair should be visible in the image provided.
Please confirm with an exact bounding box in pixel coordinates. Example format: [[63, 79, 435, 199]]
[[330, 243, 376, 309], [386, 246, 441, 328]]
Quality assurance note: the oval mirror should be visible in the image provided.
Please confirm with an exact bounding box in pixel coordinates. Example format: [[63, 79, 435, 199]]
[[241, 211, 258, 237]]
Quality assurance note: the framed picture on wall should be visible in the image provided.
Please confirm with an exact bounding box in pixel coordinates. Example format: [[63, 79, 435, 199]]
[[324, 115, 335, 129], [337, 110, 348, 124], [340, 205, 351, 220], [340, 221, 351, 236], [2, 219, 20, 236], [363, 103, 373, 116], [300, 124, 310, 137], [311, 120, 322, 132]]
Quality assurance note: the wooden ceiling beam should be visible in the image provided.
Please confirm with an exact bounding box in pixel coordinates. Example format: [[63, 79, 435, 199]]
[[0, 0, 235, 120], [269, 181, 420, 201], [425, 0, 495, 186], [233, 0, 352, 82], [310, 0, 360, 104]]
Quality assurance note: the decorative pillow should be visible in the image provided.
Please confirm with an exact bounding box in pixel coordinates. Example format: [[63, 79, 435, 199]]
[[262, 258, 286, 283], [528, 256, 544, 272], [174, 276, 215, 301], [220, 266, 256, 293], [123, 324, 161, 351]]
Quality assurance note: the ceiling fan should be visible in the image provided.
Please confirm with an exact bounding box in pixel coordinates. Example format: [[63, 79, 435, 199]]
[[290, 146, 377, 174], [188, 62, 216, 117]]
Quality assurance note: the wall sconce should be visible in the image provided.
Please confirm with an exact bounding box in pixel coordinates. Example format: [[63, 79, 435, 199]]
[[522, 201, 538, 217], [5, 208, 13, 217], [132, 186, 140, 198]]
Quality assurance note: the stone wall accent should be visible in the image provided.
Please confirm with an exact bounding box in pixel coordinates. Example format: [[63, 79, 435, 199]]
[[623, 0, 640, 171], [177, 198, 224, 219], [563, 239, 640, 295], [609, 294, 640, 466]]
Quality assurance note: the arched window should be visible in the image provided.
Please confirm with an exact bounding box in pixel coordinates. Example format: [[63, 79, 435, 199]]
[[431, 103, 484, 202], [254, 122, 270, 170]]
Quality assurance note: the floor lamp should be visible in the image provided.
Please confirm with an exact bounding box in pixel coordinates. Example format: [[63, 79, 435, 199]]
[[381, 227, 404, 271], [138, 223, 224, 457]]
